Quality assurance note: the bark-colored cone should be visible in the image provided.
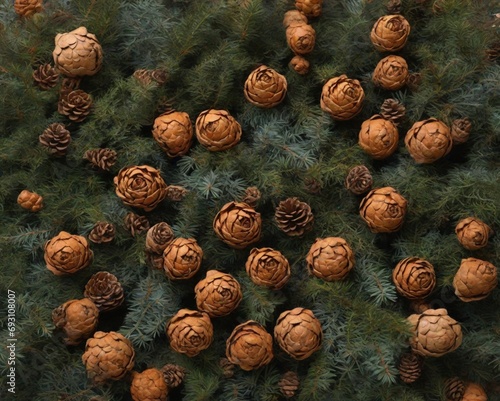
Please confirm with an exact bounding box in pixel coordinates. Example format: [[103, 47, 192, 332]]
[[286, 24, 316, 55], [398, 352, 423, 384], [163, 238, 203, 280], [359, 114, 399, 159], [444, 377, 466, 401], [359, 187, 407, 233], [195, 109, 242, 151], [245, 247, 291, 290], [306, 237, 355, 281], [83, 148, 117, 171], [275, 197, 314, 236], [295, 0, 323, 18], [17, 189, 44, 212], [455, 217, 492, 250], [345, 165, 373, 195], [290, 55, 310, 75], [392, 257, 436, 299], [370, 14, 410, 52], [152, 111, 193, 157], [161, 364, 186, 388], [58, 89, 93, 122], [405, 118, 453, 164], [44, 231, 93, 275], [380, 98, 406, 126], [124, 212, 150, 237], [130, 368, 168, 401], [451, 118, 472, 145], [33, 63, 59, 90], [145, 222, 174, 255], [241, 186, 261, 208], [244, 65, 287, 108], [84, 271, 124, 312], [52, 298, 99, 345], [453, 258, 497, 302], [14, 0, 42, 17], [372, 55, 409, 91], [195, 270, 242, 317], [88, 221, 115, 244], [462, 382, 488, 401], [166, 309, 213, 357], [320, 75, 365, 120], [39, 122, 71, 156], [283, 10, 308, 28], [279, 371, 300, 398]]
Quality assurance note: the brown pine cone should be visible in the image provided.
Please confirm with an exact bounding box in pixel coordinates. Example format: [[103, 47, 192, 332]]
[[44, 231, 93, 275], [146, 252, 164, 270], [286, 23, 316, 55], [130, 368, 168, 401], [52, 298, 99, 345], [283, 10, 308, 29], [358, 114, 399, 160], [289, 55, 310, 75], [161, 364, 186, 389], [226, 321, 274, 371], [82, 331, 135, 384], [455, 217, 492, 250], [359, 187, 407, 233], [163, 237, 203, 280], [194, 270, 242, 317], [306, 237, 355, 281], [405, 118, 453, 164], [453, 258, 497, 302], [304, 177, 322, 194], [165, 185, 188, 202], [370, 14, 411, 52], [275, 197, 314, 236], [39, 122, 71, 157], [345, 165, 373, 195], [17, 189, 44, 212], [84, 271, 124, 312], [320, 75, 365, 121], [152, 111, 193, 158], [166, 309, 213, 357], [245, 247, 291, 290], [33, 63, 59, 90], [373, 55, 409, 91], [406, 72, 423, 92], [295, 0, 323, 18], [83, 148, 117, 171], [274, 308, 323, 360], [244, 65, 288, 108], [398, 352, 424, 384], [279, 371, 300, 398], [450, 118, 472, 145], [444, 377, 466, 401], [133, 68, 168, 86], [88, 221, 115, 244], [219, 357, 236, 378], [124, 212, 150, 237], [58, 89, 93, 122], [240, 186, 261, 208], [392, 257, 436, 299], [14, 0, 42, 17], [380, 98, 406, 126], [462, 382, 487, 401], [409, 299, 431, 314], [145, 222, 174, 255], [195, 109, 242, 151], [386, 0, 402, 14]]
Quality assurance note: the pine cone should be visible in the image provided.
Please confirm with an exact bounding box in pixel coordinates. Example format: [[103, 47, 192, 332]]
[[161, 364, 186, 389], [146, 252, 164, 270], [398, 352, 424, 384], [88, 221, 115, 244], [283, 10, 308, 29], [39, 122, 71, 157], [405, 118, 453, 164], [14, 0, 42, 17], [130, 368, 168, 401], [274, 308, 323, 360], [195, 109, 242, 151], [358, 114, 399, 160], [373, 55, 409, 91], [84, 271, 125, 312], [304, 177, 322, 194], [409, 299, 431, 314], [444, 377, 466, 401], [286, 23, 316, 55], [306, 237, 355, 281], [406, 72, 423, 92], [17, 189, 44, 212], [83, 148, 117, 171], [194, 270, 242, 317], [226, 321, 274, 371], [244, 65, 288, 108], [166, 309, 213, 357], [240, 186, 261, 208], [289, 55, 310, 75], [52, 298, 99, 345], [279, 371, 300, 398], [163, 237, 203, 280], [320, 75, 365, 120], [58, 89, 93, 122], [82, 331, 135, 384], [392, 257, 436, 299], [165, 185, 188, 201], [370, 14, 411, 52], [33, 63, 59, 90], [386, 0, 402, 14], [124, 212, 150, 237], [359, 187, 407, 233], [455, 217, 492, 250], [219, 357, 236, 378], [450, 118, 472, 145], [44, 231, 93, 275], [345, 165, 373, 195], [275, 197, 314, 236], [133, 68, 168, 86], [145, 222, 174, 255], [380, 98, 406, 126], [295, 0, 323, 18], [453, 258, 497, 302], [152, 111, 193, 158], [245, 247, 291, 290], [462, 382, 487, 401]]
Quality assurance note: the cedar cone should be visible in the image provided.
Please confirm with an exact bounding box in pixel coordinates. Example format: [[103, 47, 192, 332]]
[[226, 321, 274, 371], [290, 55, 310, 75], [245, 247, 291, 290], [358, 114, 399, 160], [163, 237, 203, 280], [274, 307, 323, 360], [392, 257, 436, 299], [82, 331, 135, 384], [14, 0, 43, 17], [165, 185, 188, 201], [17, 189, 44, 212], [195, 109, 242, 151], [152, 111, 193, 158], [406, 72, 422, 92], [462, 382, 488, 401], [194, 270, 242, 317], [133, 68, 168, 86], [161, 364, 186, 389], [241, 186, 261, 208], [84, 271, 124, 312], [130, 368, 168, 401], [124, 212, 150, 237], [306, 237, 355, 281], [386, 0, 402, 14], [58, 89, 93, 122], [304, 177, 322, 194], [33, 63, 59, 90], [83, 148, 117, 171], [444, 377, 466, 401], [244, 65, 288, 108], [398, 352, 424, 384], [52, 298, 99, 345], [345, 165, 373, 195], [283, 10, 308, 29], [450, 118, 472, 145], [372, 55, 409, 91], [166, 309, 213, 357], [53, 26, 103, 77], [370, 14, 411, 52], [295, 0, 323, 18], [44, 231, 93, 275], [146, 252, 164, 270], [88, 221, 115, 244], [213, 201, 262, 249], [219, 357, 235, 378], [455, 217, 492, 250], [279, 371, 300, 399], [286, 23, 316, 55], [380, 98, 406, 126], [405, 118, 453, 164], [114, 165, 168, 211], [145, 222, 174, 255], [407, 308, 462, 357], [409, 299, 431, 314], [453, 258, 497, 302], [359, 187, 407, 233], [39, 122, 71, 157], [320, 75, 365, 120], [275, 197, 314, 236]]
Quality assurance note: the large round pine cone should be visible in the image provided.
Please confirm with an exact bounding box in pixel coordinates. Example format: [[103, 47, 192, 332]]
[[195, 270, 242, 317], [450, 118, 472, 145], [161, 364, 186, 389], [226, 321, 274, 371], [306, 237, 355, 281], [405, 118, 453, 164], [82, 331, 135, 384], [44, 231, 93, 275], [372, 55, 409, 91], [84, 271, 125, 312], [398, 352, 424, 384], [407, 308, 462, 357], [244, 65, 288, 108], [455, 217, 492, 251], [17, 189, 44, 212], [345, 165, 373, 195], [392, 257, 436, 299], [213, 201, 262, 249], [163, 237, 203, 280], [359, 187, 407, 233], [53, 26, 103, 77], [52, 298, 99, 345], [370, 14, 411, 52], [39, 122, 71, 157], [88, 221, 115, 244], [358, 114, 399, 159], [130, 368, 168, 401], [145, 222, 174, 255], [453, 258, 497, 302], [279, 371, 300, 399], [320, 75, 365, 120], [444, 377, 466, 401], [275, 197, 314, 236], [462, 382, 488, 401], [274, 308, 323, 360], [114, 165, 168, 211], [166, 309, 213, 357], [295, 0, 323, 18], [245, 247, 291, 290], [83, 148, 117, 171], [380, 98, 406, 126], [286, 23, 316, 55], [290, 55, 310, 75], [14, 0, 42, 17], [152, 111, 193, 157], [124, 212, 150, 237], [58, 89, 93, 122], [33, 63, 59, 90], [195, 109, 242, 151]]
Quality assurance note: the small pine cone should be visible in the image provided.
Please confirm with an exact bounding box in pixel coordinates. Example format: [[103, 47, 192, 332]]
[[373, 55, 409, 91], [380, 98, 406, 126], [450, 118, 472, 145], [444, 377, 466, 401], [386, 0, 402, 14], [295, 0, 323, 18], [161, 364, 186, 389], [133, 69, 152, 85], [145, 222, 174, 255], [241, 186, 261, 208], [84, 271, 125, 312], [163, 238, 203, 280], [88, 221, 116, 244], [279, 371, 300, 399], [219, 357, 235, 378], [275, 197, 314, 236], [360, 187, 407, 233], [83, 148, 117, 171], [455, 217, 492, 251], [345, 165, 373, 195], [17, 189, 44, 212], [33, 63, 59, 90], [165, 185, 188, 201], [14, 0, 43, 17], [409, 299, 431, 314], [133, 68, 168, 86], [462, 382, 487, 401], [146, 252, 164, 270], [286, 23, 316, 55], [407, 72, 422, 92], [52, 298, 99, 345], [124, 212, 150, 237], [130, 368, 169, 401], [283, 10, 308, 29], [44, 231, 93, 275], [61, 76, 81, 92], [289, 55, 310, 75], [304, 177, 322, 194], [150, 69, 168, 85], [398, 352, 424, 384], [39, 123, 71, 157], [58, 89, 93, 122]]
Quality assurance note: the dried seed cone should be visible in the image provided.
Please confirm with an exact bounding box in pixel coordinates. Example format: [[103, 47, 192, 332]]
[[226, 321, 274, 371], [88, 221, 115, 244], [161, 364, 186, 389], [84, 271, 124, 312], [53, 27, 103, 77], [33, 64, 59, 90], [130, 368, 168, 401], [44, 231, 93, 275], [370, 14, 411, 52], [372, 55, 409, 90], [358, 114, 399, 159], [133, 68, 168, 86], [58, 89, 93, 122], [165, 185, 188, 201], [241, 186, 261, 208], [17, 189, 44, 212], [295, 0, 323, 18], [83, 148, 117, 171], [320, 75, 365, 120], [14, 0, 42, 17], [52, 298, 99, 345], [407, 308, 462, 357], [386, 0, 402, 14], [286, 23, 316, 55], [245, 248, 291, 290], [145, 222, 174, 255], [306, 237, 355, 281], [279, 371, 300, 398], [453, 258, 497, 302], [163, 238, 203, 280], [125, 212, 150, 237], [82, 331, 135, 384], [244, 65, 288, 108], [275, 197, 314, 236], [152, 111, 193, 157], [213, 201, 262, 249], [393, 257, 436, 299], [39, 122, 71, 157], [274, 308, 323, 360], [450, 118, 472, 145], [345, 165, 373, 195], [195, 109, 242, 151], [114, 165, 168, 211], [219, 357, 235, 378], [444, 377, 466, 401], [462, 382, 488, 401], [195, 270, 242, 317], [398, 352, 424, 384], [359, 187, 407, 233], [455, 217, 492, 251], [283, 10, 308, 28], [166, 309, 213, 357], [290, 55, 310, 75], [405, 118, 453, 164], [304, 177, 322, 194], [380, 98, 406, 126]]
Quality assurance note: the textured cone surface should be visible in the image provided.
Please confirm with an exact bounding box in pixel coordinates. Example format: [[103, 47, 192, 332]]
[[244, 65, 287, 108], [165, 185, 188, 201], [290, 55, 310, 75], [84, 271, 124, 312], [83, 148, 117, 171], [163, 237, 203, 280], [462, 382, 488, 401], [195, 109, 241, 151], [304, 177, 322, 194], [359, 187, 407, 233], [166, 309, 213, 357], [33, 63, 59, 90], [283, 10, 308, 29], [453, 257, 497, 302], [124, 212, 150, 237], [275, 197, 314, 236], [358, 114, 399, 160], [195, 270, 242, 317], [455, 217, 492, 251], [320, 74, 365, 120], [88, 221, 115, 244], [44, 231, 93, 275], [405, 118, 453, 164], [219, 357, 235, 378], [17, 189, 44, 212], [14, 0, 43, 17], [161, 364, 186, 388], [392, 257, 436, 299], [152, 111, 193, 158], [372, 55, 409, 91], [398, 352, 423, 384], [130, 368, 168, 401], [295, 0, 323, 17], [241, 186, 261, 208], [279, 371, 300, 398], [58, 89, 93, 122], [386, 0, 402, 14], [345, 165, 373, 195], [380, 98, 406, 126], [245, 247, 291, 290], [145, 222, 174, 255], [39, 123, 71, 157], [286, 23, 316, 55], [52, 298, 99, 345], [444, 377, 466, 401], [450, 118, 472, 145], [370, 14, 410, 52], [306, 237, 355, 281]]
